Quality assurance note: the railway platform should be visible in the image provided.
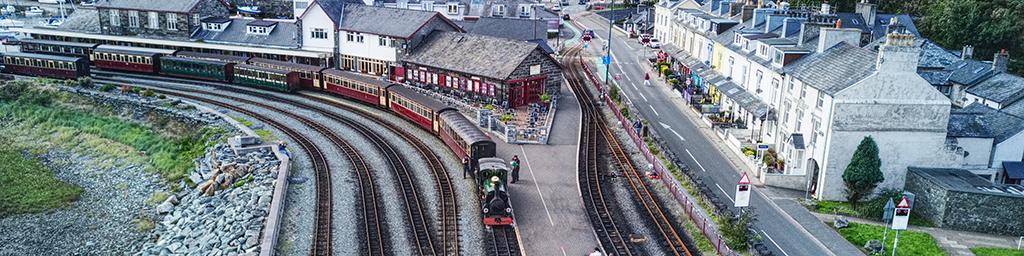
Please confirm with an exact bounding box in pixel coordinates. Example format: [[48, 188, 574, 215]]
[[494, 82, 598, 256]]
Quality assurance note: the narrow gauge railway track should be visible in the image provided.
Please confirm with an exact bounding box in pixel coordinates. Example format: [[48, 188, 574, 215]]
[[91, 77, 387, 256], [94, 72, 459, 255], [563, 44, 694, 256], [484, 226, 521, 256]]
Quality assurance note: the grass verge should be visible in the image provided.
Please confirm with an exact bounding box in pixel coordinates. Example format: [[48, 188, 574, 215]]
[[836, 222, 944, 256], [971, 247, 1024, 256], [0, 139, 83, 216], [813, 198, 933, 227]]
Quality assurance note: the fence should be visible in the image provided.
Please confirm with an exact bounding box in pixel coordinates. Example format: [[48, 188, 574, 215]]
[[579, 58, 737, 256]]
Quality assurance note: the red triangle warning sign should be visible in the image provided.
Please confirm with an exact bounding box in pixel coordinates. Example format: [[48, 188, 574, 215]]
[[897, 196, 910, 208], [738, 173, 750, 185]]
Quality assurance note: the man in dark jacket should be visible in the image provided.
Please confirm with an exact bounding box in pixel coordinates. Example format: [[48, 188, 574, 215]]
[[462, 157, 470, 179], [510, 155, 520, 183]]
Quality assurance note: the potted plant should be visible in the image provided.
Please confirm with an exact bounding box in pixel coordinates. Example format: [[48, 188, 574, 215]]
[[539, 93, 552, 108]]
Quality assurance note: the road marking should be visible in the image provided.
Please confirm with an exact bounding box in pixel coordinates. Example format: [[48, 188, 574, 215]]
[[637, 91, 649, 102], [667, 127, 686, 141], [659, 122, 670, 128], [520, 145, 556, 226], [649, 105, 659, 116], [761, 230, 791, 256], [621, 38, 634, 50], [685, 149, 707, 172], [560, 247, 567, 256], [716, 183, 734, 203], [624, 74, 632, 81], [631, 83, 639, 91]]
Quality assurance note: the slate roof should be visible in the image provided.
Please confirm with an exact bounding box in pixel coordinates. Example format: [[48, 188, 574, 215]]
[[871, 14, 919, 40], [947, 103, 1024, 143], [58, 9, 100, 33], [966, 73, 1024, 105], [455, 17, 546, 41], [192, 18, 298, 49], [4, 51, 82, 62], [786, 43, 877, 95], [948, 59, 996, 86], [95, 0, 207, 12], [307, 0, 361, 25], [440, 111, 491, 145], [403, 31, 542, 80], [340, 5, 455, 38], [908, 167, 1024, 197]]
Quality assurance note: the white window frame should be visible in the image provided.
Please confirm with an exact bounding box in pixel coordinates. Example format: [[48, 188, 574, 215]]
[[311, 28, 327, 39], [166, 13, 177, 30], [148, 11, 159, 29], [128, 10, 139, 27], [816, 92, 825, 108], [193, 14, 200, 25], [109, 9, 120, 26], [448, 3, 458, 14]]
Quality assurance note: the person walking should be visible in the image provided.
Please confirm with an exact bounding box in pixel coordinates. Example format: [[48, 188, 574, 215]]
[[643, 72, 651, 86], [510, 155, 520, 183], [462, 157, 471, 179]]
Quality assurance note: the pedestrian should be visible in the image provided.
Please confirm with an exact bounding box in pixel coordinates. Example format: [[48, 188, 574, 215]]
[[462, 157, 471, 179], [643, 72, 651, 86], [510, 155, 520, 183], [589, 247, 603, 256]]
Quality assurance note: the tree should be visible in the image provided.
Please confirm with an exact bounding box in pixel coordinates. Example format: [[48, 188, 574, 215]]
[[842, 136, 883, 206], [918, 0, 1024, 75]]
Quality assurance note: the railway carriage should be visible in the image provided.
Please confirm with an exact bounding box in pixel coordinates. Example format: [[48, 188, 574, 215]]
[[2, 52, 90, 79], [232, 64, 300, 92], [322, 68, 391, 106], [387, 85, 453, 132], [248, 58, 326, 89], [91, 45, 177, 74], [174, 51, 252, 64], [159, 56, 236, 82], [20, 39, 99, 58], [477, 157, 514, 226], [438, 110, 496, 169]]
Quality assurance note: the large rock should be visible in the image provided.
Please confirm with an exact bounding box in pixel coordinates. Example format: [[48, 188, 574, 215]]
[[864, 239, 883, 254], [156, 201, 175, 214]]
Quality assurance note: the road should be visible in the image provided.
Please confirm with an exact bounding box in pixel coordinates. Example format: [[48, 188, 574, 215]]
[[566, 8, 864, 256]]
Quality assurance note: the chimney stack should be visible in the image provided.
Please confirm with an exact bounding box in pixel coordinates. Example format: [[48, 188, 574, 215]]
[[961, 45, 974, 60], [876, 32, 920, 73], [856, 0, 877, 28], [817, 27, 861, 53], [820, 2, 831, 15], [993, 49, 1010, 72]]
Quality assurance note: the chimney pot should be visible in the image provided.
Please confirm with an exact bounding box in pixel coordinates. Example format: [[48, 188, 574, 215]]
[[993, 49, 1010, 72], [961, 45, 974, 60]]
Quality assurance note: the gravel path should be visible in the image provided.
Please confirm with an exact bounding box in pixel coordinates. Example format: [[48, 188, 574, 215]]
[[0, 151, 162, 255]]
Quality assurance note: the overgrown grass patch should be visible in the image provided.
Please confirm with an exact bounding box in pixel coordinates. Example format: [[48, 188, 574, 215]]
[[144, 191, 170, 206], [0, 140, 83, 216], [971, 247, 1024, 256], [813, 197, 933, 227], [836, 222, 944, 256]]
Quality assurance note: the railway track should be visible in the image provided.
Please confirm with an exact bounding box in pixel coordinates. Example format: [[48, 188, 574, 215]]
[[484, 226, 521, 256], [562, 44, 694, 256], [92, 77, 387, 256], [94, 72, 462, 255]]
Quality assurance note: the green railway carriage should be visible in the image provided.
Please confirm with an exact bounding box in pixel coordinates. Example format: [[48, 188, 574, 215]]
[[232, 64, 300, 92], [159, 56, 235, 82]]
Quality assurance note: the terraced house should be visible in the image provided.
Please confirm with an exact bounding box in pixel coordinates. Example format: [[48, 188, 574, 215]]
[[653, 0, 963, 201], [97, 0, 231, 39]]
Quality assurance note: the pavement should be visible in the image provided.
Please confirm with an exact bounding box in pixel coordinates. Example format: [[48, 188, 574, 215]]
[[569, 11, 866, 256], [496, 79, 598, 256]]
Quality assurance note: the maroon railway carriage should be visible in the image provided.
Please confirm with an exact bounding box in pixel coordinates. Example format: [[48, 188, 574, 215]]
[[91, 45, 177, 74], [2, 52, 90, 79], [387, 85, 454, 132], [247, 58, 326, 89], [322, 68, 391, 106]]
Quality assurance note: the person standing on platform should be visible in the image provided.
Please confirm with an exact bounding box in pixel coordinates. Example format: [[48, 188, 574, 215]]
[[589, 247, 603, 256], [462, 157, 470, 179], [510, 155, 520, 183], [644, 72, 651, 86]]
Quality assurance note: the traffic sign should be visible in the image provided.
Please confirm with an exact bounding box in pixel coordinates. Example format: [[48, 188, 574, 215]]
[[734, 173, 751, 207], [882, 197, 895, 224], [891, 196, 911, 230], [602, 55, 610, 65]]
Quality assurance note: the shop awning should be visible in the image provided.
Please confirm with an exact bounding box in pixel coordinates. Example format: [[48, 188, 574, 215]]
[[1004, 161, 1024, 180], [716, 81, 774, 120]]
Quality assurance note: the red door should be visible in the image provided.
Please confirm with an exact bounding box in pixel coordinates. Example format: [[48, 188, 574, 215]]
[[510, 83, 527, 108], [526, 78, 544, 103]]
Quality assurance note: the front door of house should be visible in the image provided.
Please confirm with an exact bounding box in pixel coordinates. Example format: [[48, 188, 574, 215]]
[[510, 83, 527, 108]]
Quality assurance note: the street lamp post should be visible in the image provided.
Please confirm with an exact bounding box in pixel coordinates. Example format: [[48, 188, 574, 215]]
[[603, 0, 614, 86]]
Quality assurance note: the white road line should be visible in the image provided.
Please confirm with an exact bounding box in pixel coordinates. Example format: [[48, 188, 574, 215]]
[[631, 83, 639, 91], [624, 74, 632, 81], [667, 127, 686, 141], [685, 149, 707, 172], [560, 247, 568, 256], [637, 91, 649, 102], [762, 230, 791, 256], [716, 183, 734, 203], [520, 146, 556, 226], [621, 38, 634, 50], [649, 105, 659, 116]]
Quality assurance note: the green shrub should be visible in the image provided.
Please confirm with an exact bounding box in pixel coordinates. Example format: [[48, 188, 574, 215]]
[[483, 104, 495, 111], [499, 114, 514, 122], [76, 77, 94, 88], [232, 175, 254, 188], [99, 84, 115, 92], [141, 89, 155, 97], [609, 85, 620, 103]]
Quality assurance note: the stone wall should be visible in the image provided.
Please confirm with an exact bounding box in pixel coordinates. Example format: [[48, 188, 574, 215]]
[[508, 49, 563, 97], [905, 169, 1024, 236], [97, 0, 229, 39]]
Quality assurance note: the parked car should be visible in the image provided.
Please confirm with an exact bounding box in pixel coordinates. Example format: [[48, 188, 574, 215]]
[[24, 6, 44, 17], [552, 5, 561, 12], [593, 5, 604, 10], [648, 38, 661, 49]]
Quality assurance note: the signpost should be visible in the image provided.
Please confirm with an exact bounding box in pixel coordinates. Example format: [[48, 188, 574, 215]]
[[881, 198, 895, 255], [891, 196, 912, 256], [734, 173, 751, 208]]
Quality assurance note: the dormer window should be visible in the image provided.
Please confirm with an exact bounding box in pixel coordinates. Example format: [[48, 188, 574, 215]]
[[733, 34, 740, 45], [759, 44, 769, 57], [246, 20, 276, 35], [519, 5, 530, 18], [492, 5, 505, 16], [201, 17, 231, 32], [448, 3, 459, 15]]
